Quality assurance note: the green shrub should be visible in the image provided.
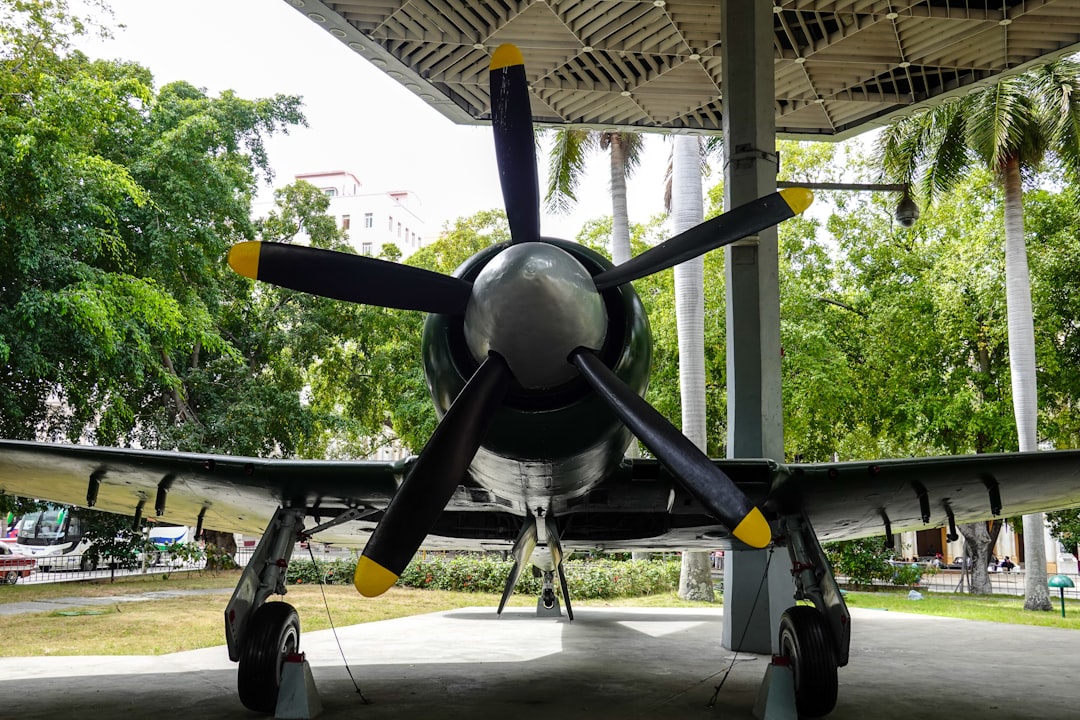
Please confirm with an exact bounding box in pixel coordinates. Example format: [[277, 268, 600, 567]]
[[825, 538, 929, 587], [286, 552, 681, 599], [396, 554, 680, 599], [164, 541, 205, 564], [286, 557, 357, 585], [889, 563, 925, 587]]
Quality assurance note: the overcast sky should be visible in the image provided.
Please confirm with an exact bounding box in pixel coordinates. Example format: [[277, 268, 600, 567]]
[[72, 0, 674, 240]]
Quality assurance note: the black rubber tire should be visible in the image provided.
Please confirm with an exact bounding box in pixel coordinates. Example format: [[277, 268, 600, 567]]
[[237, 602, 300, 714], [79, 556, 97, 572], [778, 605, 839, 718], [4, 571, 18, 585]]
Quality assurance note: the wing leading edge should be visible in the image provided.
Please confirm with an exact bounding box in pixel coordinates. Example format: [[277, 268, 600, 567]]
[[770, 450, 1080, 542], [0, 440, 403, 542]]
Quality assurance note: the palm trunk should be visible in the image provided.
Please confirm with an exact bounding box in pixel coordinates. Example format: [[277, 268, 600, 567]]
[[609, 133, 631, 266], [610, 134, 638, 461], [1002, 155, 1052, 610], [671, 134, 713, 601]]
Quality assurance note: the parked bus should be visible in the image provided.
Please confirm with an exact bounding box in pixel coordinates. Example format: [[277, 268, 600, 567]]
[[13, 506, 96, 571]]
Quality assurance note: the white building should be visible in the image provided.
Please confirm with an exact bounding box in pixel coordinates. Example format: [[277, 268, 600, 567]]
[[897, 522, 1074, 574], [255, 170, 428, 259]]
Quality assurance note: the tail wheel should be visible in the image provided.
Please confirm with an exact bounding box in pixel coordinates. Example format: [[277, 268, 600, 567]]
[[4, 570, 18, 585], [237, 601, 300, 714], [779, 605, 838, 718]]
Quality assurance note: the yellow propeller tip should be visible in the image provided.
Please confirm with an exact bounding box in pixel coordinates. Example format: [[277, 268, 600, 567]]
[[490, 44, 524, 71], [732, 507, 772, 549], [779, 187, 814, 215], [227, 242, 261, 279], [354, 555, 399, 597]]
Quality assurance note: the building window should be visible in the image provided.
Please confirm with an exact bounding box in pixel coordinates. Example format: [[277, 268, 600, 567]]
[[388, 215, 393, 231], [361, 241, 372, 255], [342, 214, 350, 230], [364, 212, 373, 229], [323, 187, 337, 197], [397, 222, 402, 237]]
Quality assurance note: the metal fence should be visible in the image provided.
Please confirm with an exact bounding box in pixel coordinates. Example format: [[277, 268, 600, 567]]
[[6, 546, 258, 586], [837, 567, 1080, 599]]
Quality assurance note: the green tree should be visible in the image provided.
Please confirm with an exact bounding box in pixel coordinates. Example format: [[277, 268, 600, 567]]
[[1047, 508, 1080, 557], [0, 1, 318, 452], [0, 0, 306, 452], [876, 60, 1080, 610], [363, 210, 511, 453], [1026, 183, 1080, 449], [545, 130, 644, 264], [72, 506, 151, 570]]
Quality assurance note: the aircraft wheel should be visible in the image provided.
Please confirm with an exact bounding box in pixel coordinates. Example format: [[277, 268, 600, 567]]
[[237, 602, 300, 714], [79, 556, 97, 572], [779, 605, 838, 717], [4, 571, 18, 585]]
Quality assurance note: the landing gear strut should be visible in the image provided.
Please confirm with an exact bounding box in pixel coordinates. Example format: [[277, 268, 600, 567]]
[[497, 510, 574, 620], [777, 512, 850, 717]]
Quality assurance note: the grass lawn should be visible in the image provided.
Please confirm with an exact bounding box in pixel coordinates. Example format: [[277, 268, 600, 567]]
[[0, 570, 712, 657], [842, 588, 1080, 629], [3, 570, 1079, 657]]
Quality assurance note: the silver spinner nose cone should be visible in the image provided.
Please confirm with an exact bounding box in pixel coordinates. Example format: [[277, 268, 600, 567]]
[[464, 243, 607, 389]]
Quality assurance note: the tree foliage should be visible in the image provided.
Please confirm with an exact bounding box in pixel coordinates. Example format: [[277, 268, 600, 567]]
[[1047, 508, 1080, 557], [0, 0, 327, 457], [825, 538, 925, 587], [72, 507, 151, 569]]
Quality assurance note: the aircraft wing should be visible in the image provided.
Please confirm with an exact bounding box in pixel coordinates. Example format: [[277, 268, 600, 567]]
[[0, 440, 403, 541], [773, 450, 1080, 542], [5, 440, 1080, 549]]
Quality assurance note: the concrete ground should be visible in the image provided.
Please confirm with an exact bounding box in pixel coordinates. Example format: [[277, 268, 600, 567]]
[[1, 605, 1077, 719]]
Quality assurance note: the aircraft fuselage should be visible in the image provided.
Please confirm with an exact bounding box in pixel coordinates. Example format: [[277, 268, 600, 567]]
[[421, 238, 652, 513]]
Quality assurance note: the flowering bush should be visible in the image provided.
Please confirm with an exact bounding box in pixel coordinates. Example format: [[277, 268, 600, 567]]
[[397, 554, 680, 599], [285, 553, 681, 598]]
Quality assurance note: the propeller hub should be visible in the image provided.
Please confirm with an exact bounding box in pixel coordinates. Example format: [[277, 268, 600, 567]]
[[465, 243, 607, 389]]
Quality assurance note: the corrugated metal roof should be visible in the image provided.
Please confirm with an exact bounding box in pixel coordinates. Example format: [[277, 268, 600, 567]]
[[284, 0, 1080, 139]]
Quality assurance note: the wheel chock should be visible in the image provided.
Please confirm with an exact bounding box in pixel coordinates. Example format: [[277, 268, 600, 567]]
[[536, 597, 563, 617], [275, 652, 323, 719], [752, 655, 797, 720]]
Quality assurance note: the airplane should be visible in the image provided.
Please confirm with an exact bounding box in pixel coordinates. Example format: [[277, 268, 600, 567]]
[[4, 43, 1080, 718]]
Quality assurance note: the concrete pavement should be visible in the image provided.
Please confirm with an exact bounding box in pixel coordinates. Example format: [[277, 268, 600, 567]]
[[0, 605, 1077, 719]]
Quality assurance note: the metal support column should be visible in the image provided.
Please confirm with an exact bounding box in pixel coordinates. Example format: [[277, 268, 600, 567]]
[[720, 0, 796, 655]]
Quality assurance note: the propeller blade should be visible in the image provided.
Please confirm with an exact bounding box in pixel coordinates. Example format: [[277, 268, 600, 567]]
[[228, 241, 473, 314], [354, 352, 512, 596], [489, 44, 540, 244], [569, 349, 771, 549], [592, 188, 813, 291]]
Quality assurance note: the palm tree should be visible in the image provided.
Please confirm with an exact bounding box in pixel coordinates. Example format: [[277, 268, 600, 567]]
[[877, 58, 1080, 611], [545, 129, 644, 265], [670, 133, 714, 601]]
